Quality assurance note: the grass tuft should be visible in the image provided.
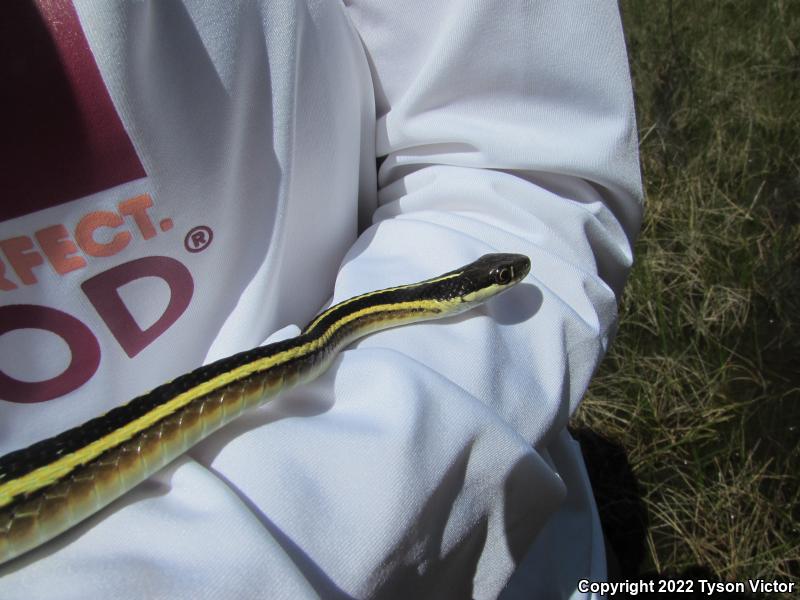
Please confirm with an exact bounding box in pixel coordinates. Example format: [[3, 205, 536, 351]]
[[573, 0, 800, 593]]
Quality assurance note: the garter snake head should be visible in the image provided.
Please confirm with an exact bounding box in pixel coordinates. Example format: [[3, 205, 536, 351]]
[[424, 252, 531, 312]]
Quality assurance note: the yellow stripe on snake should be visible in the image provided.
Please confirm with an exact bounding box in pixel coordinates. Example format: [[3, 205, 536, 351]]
[[0, 253, 530, 565]]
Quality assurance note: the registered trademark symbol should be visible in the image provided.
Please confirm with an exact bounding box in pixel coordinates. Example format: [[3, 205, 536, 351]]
[[184, 226, 213, 253]]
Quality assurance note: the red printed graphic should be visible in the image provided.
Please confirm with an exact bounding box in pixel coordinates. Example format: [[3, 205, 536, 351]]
[[0, 4, 211, 404], [0, 237, 44, 286], [35, 225, 88, 275], [82, 257, 194, 358], [0, 0, 146, 222], [0, 195, 158, 289], [0, 305, 101, 403], [184, 226, 214, 253], [1, 255, 195, 402]]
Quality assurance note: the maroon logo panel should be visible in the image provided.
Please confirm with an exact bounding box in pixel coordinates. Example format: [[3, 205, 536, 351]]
[[0, 0, 146, 221]]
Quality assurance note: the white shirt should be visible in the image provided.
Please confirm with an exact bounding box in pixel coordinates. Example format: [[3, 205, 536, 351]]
[[0, 1, 642, 598]]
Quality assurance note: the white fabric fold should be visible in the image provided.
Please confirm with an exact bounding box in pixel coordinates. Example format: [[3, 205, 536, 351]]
[[0, 1, 641, 597]]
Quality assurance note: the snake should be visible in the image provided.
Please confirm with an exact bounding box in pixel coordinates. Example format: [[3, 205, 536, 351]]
[[0, 252, 530, 565]]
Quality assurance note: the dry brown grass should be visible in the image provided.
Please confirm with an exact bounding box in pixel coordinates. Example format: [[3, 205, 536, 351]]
[[573, 0, 800, 595]]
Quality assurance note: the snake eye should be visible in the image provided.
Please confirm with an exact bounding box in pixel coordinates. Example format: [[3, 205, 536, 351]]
[[495, 267, 513, 285]]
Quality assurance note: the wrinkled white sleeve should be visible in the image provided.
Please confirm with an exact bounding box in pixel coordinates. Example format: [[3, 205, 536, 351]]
[[334, 1, 643, 597], [0, 1, 641, 599]]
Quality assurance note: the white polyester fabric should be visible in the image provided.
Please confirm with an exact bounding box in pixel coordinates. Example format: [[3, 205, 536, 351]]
[[0, 1, 642, 598]]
